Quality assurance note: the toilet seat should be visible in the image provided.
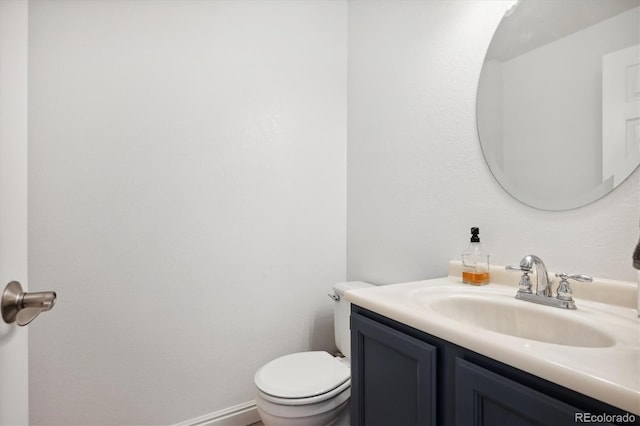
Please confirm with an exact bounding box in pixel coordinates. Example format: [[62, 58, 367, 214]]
[[254, 351, 350, 405]]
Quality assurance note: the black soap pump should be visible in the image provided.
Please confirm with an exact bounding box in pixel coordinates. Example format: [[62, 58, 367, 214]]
[[462, 227, 490, 285]]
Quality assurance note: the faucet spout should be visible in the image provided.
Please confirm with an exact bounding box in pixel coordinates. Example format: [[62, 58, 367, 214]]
[[519, 255, 552, 297]]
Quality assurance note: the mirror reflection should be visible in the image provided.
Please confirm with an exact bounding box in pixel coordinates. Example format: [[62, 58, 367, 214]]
[[477, 0, 640, 210]]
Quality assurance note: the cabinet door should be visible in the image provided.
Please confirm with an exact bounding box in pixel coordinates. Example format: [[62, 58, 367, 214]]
[[351, 312, 436, 426], [455, 358, 599, 426]]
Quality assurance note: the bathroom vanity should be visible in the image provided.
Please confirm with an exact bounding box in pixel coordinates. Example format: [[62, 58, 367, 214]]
[[345, 262, 640, 426]]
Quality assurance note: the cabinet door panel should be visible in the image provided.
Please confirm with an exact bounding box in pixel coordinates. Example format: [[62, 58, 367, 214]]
[[351, 312, 436, 426], [455, 358, 600, 426]]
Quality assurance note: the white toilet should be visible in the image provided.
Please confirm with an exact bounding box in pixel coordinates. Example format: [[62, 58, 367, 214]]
[[254, 281, 372, 426]]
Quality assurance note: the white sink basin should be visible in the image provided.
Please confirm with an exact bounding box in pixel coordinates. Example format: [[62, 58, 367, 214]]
[[424, 293, 615, 348]]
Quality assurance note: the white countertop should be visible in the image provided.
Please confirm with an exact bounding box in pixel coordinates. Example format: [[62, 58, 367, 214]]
[[345, 262, 640, 415]]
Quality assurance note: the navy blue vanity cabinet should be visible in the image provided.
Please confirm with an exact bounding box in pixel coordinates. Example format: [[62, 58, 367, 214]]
[[351, 305, 637, 426], [350, 311, 437, 425], [456, 358, 582, 425]]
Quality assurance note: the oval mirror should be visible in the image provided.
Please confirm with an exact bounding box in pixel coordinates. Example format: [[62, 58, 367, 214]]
[[477, 0, 640, 210]]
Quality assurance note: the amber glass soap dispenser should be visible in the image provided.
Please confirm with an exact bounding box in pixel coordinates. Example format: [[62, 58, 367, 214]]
[[462, 227, 490, 285]]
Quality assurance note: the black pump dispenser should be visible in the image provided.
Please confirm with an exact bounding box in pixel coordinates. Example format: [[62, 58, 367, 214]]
[[470, 227, 480, 243]]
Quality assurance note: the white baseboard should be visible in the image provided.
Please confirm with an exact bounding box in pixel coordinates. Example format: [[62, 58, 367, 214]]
[[174, 401, 260, 426]]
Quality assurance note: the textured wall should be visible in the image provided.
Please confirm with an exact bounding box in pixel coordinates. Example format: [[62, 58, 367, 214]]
[[347, 0, 640, 285], [28, 1, 346, 424]]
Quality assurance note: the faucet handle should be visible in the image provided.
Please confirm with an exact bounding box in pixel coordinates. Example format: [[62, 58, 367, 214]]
[[505, 265, 525, 271], [555, 273, 593, 283], [505, 266, 533, 293], [554, 273, 593, 301], [517, 271, 533, 294]]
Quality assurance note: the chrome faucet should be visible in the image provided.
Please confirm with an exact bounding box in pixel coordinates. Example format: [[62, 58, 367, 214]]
[[518, 254, 552, 297], [506, 254, 592, 310]]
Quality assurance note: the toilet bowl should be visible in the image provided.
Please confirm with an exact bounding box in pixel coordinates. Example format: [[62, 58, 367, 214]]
[[254, 281, 372, 426]]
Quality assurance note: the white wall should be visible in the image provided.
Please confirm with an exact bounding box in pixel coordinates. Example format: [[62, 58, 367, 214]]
[[347, 0, 640, 285], [28, 1, 346, 424]]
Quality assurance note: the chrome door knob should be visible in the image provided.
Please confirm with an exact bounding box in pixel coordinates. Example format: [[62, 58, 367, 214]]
[[1, 281, 57, 326]]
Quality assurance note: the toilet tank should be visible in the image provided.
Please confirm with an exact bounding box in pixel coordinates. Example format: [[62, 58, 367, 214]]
[[332, 281, 373, 359]]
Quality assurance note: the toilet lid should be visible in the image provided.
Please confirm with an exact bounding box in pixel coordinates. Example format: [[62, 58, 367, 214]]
[[254, 351, 349, 399]]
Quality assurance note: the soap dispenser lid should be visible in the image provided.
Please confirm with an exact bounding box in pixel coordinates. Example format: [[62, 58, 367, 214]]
[[470, 227, 480, 242]]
